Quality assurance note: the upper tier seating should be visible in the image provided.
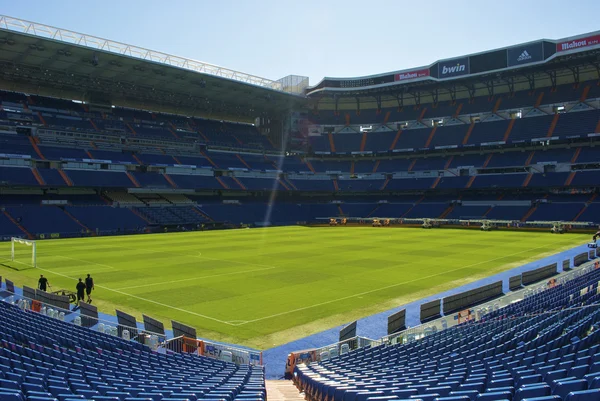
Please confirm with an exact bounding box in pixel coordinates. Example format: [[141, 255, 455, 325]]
[[0, 301, 265, 401], [295, 266, 600, 401], [308, 80, 598, 126]]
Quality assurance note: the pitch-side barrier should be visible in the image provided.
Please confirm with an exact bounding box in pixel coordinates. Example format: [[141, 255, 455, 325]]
[[317, 217, 595, 232], [0, 284, 262, 366]]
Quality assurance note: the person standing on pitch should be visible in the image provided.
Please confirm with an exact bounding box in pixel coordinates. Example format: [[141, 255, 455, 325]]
[[38, 275, 49, 292], [76, 278, 86, 306], [85, 274, 94, 304]]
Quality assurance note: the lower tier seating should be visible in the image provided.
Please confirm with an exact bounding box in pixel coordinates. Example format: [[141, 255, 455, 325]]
[[0, 301, 265, 401], [295, 267, 600, 401]]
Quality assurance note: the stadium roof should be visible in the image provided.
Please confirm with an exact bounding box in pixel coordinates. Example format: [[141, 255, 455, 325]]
[[305, 30, 600, 111], [0, 15, 308, 122]]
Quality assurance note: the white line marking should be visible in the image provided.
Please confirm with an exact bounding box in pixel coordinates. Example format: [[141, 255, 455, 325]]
[[54, 255, 116, 270], [0, 258, 34, 268], [34, 266, 234, 326], [116, 265, 281, 290], [234, 241, 569, 326], [108, 243, 278, 269]]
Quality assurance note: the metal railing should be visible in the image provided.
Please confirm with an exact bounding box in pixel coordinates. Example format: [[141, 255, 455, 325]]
[[1, 289, 166, 347], [1, 287, 264, 365], [313, 336, 382, 361], [379, 261, 597, 346], [0, 15, 294, 93], [160, 336, 262, 366]]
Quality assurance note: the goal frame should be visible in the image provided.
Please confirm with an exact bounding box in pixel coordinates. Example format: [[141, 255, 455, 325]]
[[11, 237, 37, 268]]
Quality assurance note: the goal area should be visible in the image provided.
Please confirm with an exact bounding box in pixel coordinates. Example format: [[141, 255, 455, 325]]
[[10, 237, 37, 269]]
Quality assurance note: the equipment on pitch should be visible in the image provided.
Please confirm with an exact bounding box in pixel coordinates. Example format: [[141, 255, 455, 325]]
[[459, 219, 514, 231], [11, 237, 37, 268], [403, 218, 450, 229]]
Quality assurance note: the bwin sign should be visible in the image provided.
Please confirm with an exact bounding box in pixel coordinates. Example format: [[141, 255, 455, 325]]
[[442, 63, 466, 75]]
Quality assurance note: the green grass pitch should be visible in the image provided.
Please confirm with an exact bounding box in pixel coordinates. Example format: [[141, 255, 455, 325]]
[[0, 227, 589, 349]]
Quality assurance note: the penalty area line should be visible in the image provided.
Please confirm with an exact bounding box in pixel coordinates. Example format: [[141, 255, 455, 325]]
[[34, 265, 235, 326]]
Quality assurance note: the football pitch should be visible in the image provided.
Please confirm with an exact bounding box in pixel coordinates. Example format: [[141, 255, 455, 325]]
[[0, 226, 589, 349]]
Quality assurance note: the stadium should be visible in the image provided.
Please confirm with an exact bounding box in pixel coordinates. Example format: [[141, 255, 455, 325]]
[[1, 7, 600, 401]]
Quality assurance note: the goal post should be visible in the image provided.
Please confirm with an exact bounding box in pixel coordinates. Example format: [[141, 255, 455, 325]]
[[11, 237, 37, 268]]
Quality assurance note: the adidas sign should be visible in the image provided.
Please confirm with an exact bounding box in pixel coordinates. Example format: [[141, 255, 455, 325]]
[[517, 50, 532, 62]]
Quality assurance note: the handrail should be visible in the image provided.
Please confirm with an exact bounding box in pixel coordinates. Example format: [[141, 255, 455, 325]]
[[160, 335, 262, 365]]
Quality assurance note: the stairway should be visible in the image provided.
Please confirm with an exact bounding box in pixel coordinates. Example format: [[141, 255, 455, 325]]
[[424, 127, 437, 148], [125, 172, 141, 188], [3, 210, 34, 239], [389, 130, 402, 150], [129, 208, 152, 224], [573, 194, 597, 222], [565, 172, 576, 186], [28, 136, 46, 160], [284, 178, 298, 191], [132, 154, 144, 165], [201, 151, 218, 168], [57, 169, 73, 186], [236, 154, 252, 170], [328, 133, 336, 153], [162, 173, 178, 189], [359, 132, 368, 152], [62, 208, 92, 233], [266, 380, 305, 401], [303, 160, 315, 173], [168, 127, 179, 139], [503, 119, 515, 142], [332, 179, 339, 191], [366, 204, 381, 218], [439, 204, 455, 219], [232, 177, 247, 190], [30, 168, 45, 186], [193, 207, 214, 222], [126, 122, 137, 135], [546, 114, 560, 137], [401, 196, 424, 218], [521, 206, 538, 222], [278, 179, 290, 191], [462, 122, 475, 145], [380, 177, 390, 190], [372, 160, 380, 173], [215, 176, 229, 189]]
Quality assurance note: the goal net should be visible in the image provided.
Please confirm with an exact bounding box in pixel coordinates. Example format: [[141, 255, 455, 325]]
[[11, 237, 37, 269]]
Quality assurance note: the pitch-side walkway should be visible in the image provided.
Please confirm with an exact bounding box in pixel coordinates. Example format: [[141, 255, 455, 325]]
[[267, 380, 305, 401]]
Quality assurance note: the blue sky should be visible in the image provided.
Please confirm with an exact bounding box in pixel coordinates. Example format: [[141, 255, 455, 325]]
[[3, 0, 600, 85]]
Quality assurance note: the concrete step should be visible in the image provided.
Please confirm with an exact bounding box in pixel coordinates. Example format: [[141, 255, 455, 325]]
[[266, 380, 305, 401]]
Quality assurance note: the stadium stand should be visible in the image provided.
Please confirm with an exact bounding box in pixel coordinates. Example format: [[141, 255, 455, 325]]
[[0, 300, 266, 401], [294, 265, 600, 401], [2, 16, 600, 397]]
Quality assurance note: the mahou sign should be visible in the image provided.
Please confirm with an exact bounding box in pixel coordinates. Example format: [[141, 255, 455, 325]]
[[557, 34, 600, 52], [394, 68, 430, 82]]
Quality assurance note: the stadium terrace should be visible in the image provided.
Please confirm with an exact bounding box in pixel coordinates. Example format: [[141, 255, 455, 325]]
[[1, 14, 600, 401]]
